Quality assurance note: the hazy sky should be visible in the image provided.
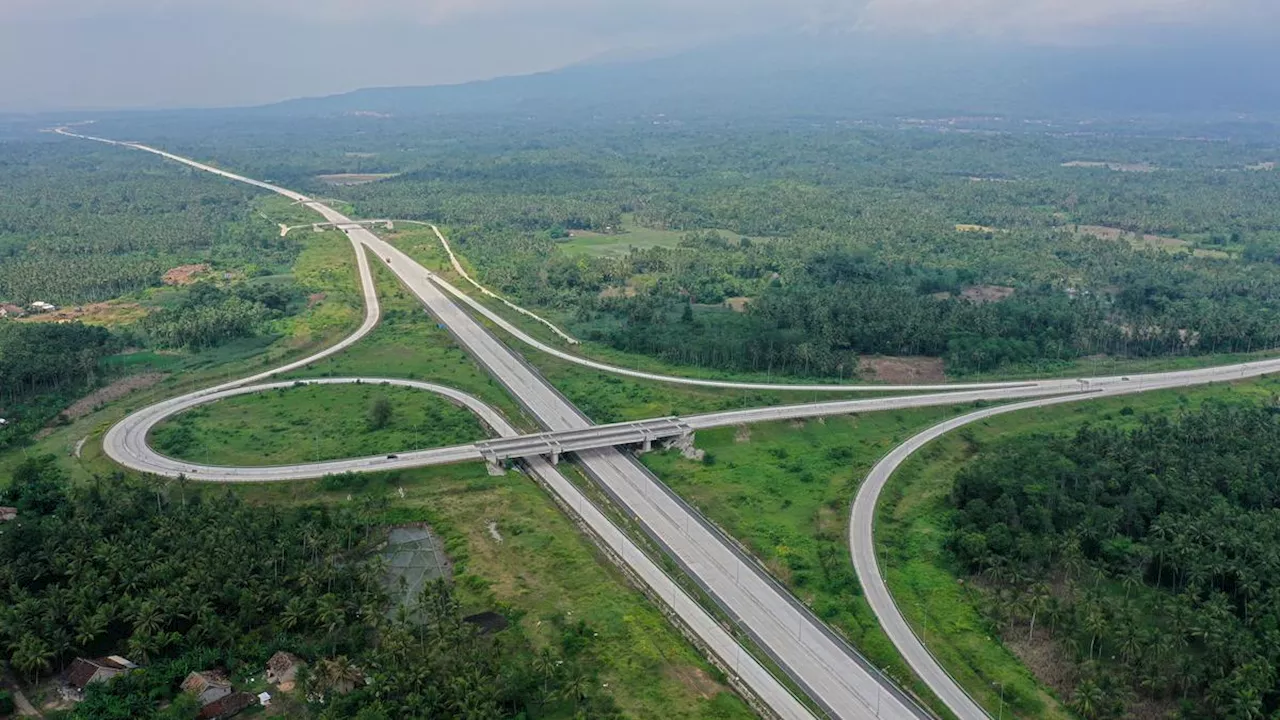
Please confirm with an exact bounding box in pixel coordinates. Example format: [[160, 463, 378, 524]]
[[1, 0, 1274, 112]]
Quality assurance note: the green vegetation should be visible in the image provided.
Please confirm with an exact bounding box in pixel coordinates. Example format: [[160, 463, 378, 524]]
[[0, 322, 119, 450], [640, 407, 967, 715], [151, 383, 487, 465], [946, 388, 1280, 718], [557, 214, 759, 259], [2, 457, 735, 719], [287, 258, 531, 428], [0, 142, 298, 305], [315, 122, 1280, 379], [876, 378, 1280, 719], [232, 463, 757, 719]]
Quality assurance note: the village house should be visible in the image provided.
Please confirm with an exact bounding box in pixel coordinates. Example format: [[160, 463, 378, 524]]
[[28, 301, 56, 313], [0, 507, 16, 522], [265, 651, 304, 690], [197, 691, 256, 720], [181, 670, 233, 707], [65, 656, 137, 693], [0, 304, 24, 318]]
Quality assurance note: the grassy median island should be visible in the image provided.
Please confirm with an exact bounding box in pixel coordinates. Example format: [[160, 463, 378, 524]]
[[640, 406, 973, 716], [149, 382, 488, 465], [239, 464, 758, 719], [286, 256, 535, 430]]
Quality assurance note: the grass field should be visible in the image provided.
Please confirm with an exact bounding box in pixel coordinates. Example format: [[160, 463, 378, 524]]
[[150, 382, 488, 466], [644, 374, 1280, 718], [875, 375, 1280, 718], [285, 257, 534, 430], [557, 214, 756, 258], [237, 465, 757, 720], [641, 405, 976, 716]]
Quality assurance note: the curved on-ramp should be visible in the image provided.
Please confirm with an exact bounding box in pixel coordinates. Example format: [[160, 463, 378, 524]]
[[108, 377, 506, 482]]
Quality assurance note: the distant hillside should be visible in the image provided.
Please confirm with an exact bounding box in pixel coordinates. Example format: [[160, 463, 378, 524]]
[[263, 32, 1280, 121]]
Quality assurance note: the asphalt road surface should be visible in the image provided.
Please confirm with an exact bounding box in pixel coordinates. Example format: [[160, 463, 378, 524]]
[[65, 127, 1280, 720], [71, 130, 923, 720]]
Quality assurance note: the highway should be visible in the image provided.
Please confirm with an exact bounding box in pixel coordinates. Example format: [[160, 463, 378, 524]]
[[70, 130, 926, 720], [64, 126, 1280, 720]]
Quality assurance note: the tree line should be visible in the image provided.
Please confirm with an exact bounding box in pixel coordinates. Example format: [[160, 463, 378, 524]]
[[0, 458, 624, 719], [949, 402, 1280, 718]]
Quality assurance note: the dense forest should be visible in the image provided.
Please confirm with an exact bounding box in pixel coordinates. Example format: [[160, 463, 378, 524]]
[[0, 458, 625, 719], [137, 281, 305, 351], [0, 139, 336, 449], [241, 118, 1280, 378], [0, 141, 299, 305], [949, 402, 1280, 718], [12, 118, 1280, 378], [0, 323, 120, 450]]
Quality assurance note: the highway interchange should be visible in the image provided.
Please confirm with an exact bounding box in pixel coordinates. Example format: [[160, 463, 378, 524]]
[[60, 127, 1280, 720]]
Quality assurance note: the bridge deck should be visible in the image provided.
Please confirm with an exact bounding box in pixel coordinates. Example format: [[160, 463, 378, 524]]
[[476, 416, 692, 461]]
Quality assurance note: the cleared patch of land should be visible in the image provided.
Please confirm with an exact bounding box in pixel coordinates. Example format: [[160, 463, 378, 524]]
[[560, 215, 757, 259], [1061, 160, 1157, 172], [150, 382, 487, 465], [162, 263, 210, 285], [857, 355, 946, 383], [316, 173, 399, 185], [18, 300, 148, 327], [1072, 224, 1230, 259]]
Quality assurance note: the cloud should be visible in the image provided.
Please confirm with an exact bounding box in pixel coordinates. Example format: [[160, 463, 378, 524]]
[[859, 0, 1278, 39], [1, 0, 1275, 111]]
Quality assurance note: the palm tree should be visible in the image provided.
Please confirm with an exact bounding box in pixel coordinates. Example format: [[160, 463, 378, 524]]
[[1025, 584, 1050, 642], [280, 597, 308, 631], [316, 593, 345, 651], [559, 670, 591, 711], [1071, 679, 1106, 720], [10, 634, 53, 684], [531, 648, 559, 699]]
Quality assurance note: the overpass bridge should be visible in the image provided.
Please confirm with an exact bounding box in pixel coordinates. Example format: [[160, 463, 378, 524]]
[[476, 416, 693, 473], [279, 218, 395, 236]]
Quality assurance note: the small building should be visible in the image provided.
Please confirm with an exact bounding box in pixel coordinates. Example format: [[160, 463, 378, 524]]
[[0, 507, 16, 522], [0, 304, 24, 318], [197, 691, 256, 720], [265, 651, 304, 689], [66, 656, 137, 691], [181, 670, 232, 706], [28, 301, 56, 313]]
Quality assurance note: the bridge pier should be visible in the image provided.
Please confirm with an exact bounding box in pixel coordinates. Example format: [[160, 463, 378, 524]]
[[642, 437, 653, 453], [549, 450, 561, 466], [486, 459, 505, 477]]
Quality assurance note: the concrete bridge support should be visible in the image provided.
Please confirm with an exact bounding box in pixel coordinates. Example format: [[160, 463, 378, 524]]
[[486, 459, 505, 476]]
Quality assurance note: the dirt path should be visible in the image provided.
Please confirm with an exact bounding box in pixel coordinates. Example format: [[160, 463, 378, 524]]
[[13, 687, 41, 717]]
